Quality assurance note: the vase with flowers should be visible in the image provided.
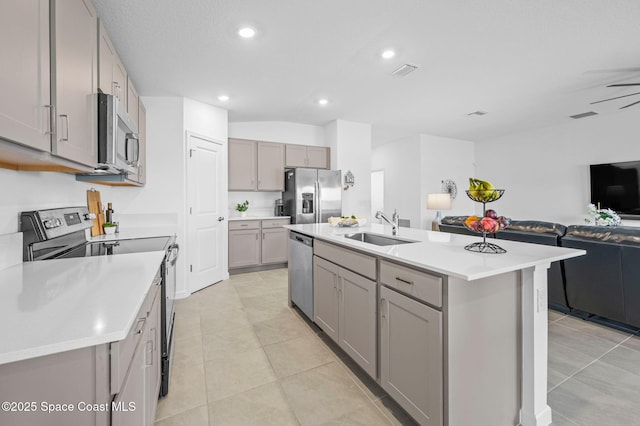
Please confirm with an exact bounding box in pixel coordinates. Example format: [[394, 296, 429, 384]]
[[585, 203, 622, 227]]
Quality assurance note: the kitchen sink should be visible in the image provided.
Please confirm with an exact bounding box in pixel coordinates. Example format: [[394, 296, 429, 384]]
[[344, 232, 416, 246]]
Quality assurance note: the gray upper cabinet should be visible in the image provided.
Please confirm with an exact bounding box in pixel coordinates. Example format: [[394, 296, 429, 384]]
[[0, 0, 51, 152], [285, 144, 329, 169], [127, 77, 139, 129], [229, 139, 285, 192], [257, 141, 284, 191], [51, 0, 98, 167], [228, 138, 257, 191], [98, 20, 127, 104]]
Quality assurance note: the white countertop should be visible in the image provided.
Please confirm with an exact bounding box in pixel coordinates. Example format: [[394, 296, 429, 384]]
[[0, 251, 165, 365], [229, 216, 290, 221], [285, 223, 584, 281], [88, 227, 176, 242]]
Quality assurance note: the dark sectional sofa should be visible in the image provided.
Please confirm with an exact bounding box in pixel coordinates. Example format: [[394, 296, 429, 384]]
[[440, 216, 640, 332]]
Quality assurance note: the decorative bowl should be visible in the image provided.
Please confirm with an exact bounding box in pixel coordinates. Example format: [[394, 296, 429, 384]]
[[465, 189, 505, 203]]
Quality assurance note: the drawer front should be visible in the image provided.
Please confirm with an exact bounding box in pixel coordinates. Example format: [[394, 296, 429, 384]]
[[229, 220, 260, 230], [110, 281, 160, 394], [314, 240, 376, 280], [261, 218, 290, 229], [379, 260, 442, 308]]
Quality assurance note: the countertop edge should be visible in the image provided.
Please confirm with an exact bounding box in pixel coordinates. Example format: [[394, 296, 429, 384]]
[[284, 224, 585, 281]]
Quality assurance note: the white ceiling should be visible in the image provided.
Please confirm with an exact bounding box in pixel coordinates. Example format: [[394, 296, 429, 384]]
[[93, 0, 640, 145]]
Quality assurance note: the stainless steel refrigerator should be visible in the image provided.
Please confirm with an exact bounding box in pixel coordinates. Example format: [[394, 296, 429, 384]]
[[283, 168, 342, 223]]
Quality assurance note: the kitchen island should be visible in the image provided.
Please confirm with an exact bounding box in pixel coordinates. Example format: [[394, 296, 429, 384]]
[[284, 223, 584, 426]]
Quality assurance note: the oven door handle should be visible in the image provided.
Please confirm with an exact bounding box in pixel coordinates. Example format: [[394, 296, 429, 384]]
[[168, 243, 179, 266]]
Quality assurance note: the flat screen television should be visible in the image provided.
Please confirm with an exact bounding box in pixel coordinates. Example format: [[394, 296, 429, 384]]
[[590, 160, 640, 218]]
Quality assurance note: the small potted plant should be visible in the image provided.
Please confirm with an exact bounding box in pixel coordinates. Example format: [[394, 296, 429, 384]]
[[103, 222, 117, 235], [235, 200, 249, 217]]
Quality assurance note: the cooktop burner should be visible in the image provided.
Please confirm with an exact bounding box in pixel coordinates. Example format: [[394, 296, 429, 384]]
[[56, 237, 172, 259]]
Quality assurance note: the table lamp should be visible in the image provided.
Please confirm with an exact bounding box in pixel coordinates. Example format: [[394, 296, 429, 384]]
[[427, 193, 452, 231]]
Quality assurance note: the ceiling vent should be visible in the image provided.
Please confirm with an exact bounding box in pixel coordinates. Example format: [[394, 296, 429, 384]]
[[391, 64, 419, 77], [467, 110, 488, 116], [569, 111, 598, 119]]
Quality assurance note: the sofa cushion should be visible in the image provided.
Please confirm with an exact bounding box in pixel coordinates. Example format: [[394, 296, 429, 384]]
[[565, 225, 640, 245]]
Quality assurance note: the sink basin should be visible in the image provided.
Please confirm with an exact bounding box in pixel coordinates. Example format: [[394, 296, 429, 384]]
[[344, 232, 416, 246]]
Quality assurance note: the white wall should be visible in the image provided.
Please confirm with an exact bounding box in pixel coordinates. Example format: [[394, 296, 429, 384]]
[[0, 168, 100, 235], [371, 134, 476, 229], [476, 109, 640, 225], [372, 135, 422, 227], [228, 191, 281, 217], [229, 121, 324, 146], [325, 120, 372, 219], [419, 134, 476, 229]]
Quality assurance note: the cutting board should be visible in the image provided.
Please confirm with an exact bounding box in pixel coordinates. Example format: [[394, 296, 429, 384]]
[[87, 189, 105, 236]]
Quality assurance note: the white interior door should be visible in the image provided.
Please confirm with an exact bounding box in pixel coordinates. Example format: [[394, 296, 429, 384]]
[[187, 133, 226, 293]]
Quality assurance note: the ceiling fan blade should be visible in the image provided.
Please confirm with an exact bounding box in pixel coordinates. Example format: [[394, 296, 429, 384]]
[[590, 91, 640, 105], [620, 99, 640, 109], [607, 83, 640, 87]]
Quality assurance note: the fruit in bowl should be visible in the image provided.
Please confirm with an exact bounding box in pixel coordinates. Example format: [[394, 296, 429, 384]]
[[464, 210, 510, 234]]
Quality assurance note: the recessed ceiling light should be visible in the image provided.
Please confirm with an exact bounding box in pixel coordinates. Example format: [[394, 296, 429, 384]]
[[218, 95, 229, 102], [381, 50, 395, 59], [318, 99, 329, 106], [238, 27, 256, 38]]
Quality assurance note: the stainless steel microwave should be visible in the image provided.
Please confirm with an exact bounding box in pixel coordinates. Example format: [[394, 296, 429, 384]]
[[97, 93, 139, 174]]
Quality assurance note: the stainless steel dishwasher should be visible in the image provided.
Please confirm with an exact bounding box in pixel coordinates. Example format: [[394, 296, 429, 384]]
[[289, 231, 314, 320]]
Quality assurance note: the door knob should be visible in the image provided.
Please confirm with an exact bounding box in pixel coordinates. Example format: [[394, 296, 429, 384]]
[[217, 217, 225, 221]]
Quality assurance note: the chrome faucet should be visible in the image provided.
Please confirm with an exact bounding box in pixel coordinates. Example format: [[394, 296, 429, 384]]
[[376, 209, 399, 235]]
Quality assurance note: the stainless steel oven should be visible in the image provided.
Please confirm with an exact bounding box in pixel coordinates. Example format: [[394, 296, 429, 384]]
[[161, 241, 178, 396], [20, 206, 179, 398]]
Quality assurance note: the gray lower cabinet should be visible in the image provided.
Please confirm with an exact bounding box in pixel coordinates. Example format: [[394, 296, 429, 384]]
[[313, 255, 377, 378], [228, 227, 261, 268], [261, 227, 288, 264], [380, 285, 443, 426], [229, 219, 289, 269]]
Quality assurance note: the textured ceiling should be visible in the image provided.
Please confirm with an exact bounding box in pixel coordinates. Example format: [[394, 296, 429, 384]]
[[93, 0, 640, 145]]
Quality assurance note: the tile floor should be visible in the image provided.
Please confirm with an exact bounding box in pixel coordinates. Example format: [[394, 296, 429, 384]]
[[155, 268, 640, 426]]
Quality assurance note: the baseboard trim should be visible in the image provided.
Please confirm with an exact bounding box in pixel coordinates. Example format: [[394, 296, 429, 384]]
[[229, 262, 287, 275]]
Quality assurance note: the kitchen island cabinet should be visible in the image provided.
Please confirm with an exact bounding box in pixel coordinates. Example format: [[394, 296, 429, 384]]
[[313, 244, 377, 378], [285, 223, 585, 426]]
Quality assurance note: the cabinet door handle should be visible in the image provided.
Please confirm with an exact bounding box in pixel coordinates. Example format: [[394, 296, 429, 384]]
[[59, 114, 69, 141], [134, 318, 146, 335], [395, 277, 414, 285], [381, 298, 386, 319], [145, 340, 153, 366], [44, 105, 54, 135]]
